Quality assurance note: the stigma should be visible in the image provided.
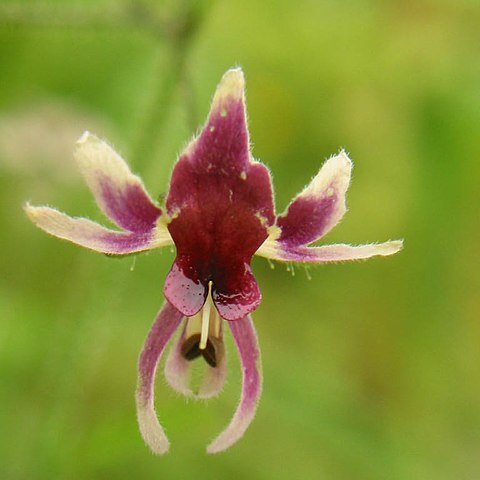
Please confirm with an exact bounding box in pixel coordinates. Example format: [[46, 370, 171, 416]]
[[181, 281, 224, 367]]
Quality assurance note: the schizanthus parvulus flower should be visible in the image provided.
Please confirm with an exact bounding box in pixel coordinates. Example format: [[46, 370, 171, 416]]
[[25, 68, 402, 454]]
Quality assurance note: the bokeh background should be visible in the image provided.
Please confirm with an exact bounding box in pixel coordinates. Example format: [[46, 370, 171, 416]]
[[1, 0, 479, 479]]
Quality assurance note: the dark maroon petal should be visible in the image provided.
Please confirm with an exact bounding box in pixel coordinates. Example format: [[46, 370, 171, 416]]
[[278, 194, 338, 246], [98, 180, 161, 233], [75, 132, 162, 233], [165, 69, 275, 318], [136, 302, 184, 455], [277, 152, 352, 247], [207, 315, 261, 453], [211, 264, 261, 321]]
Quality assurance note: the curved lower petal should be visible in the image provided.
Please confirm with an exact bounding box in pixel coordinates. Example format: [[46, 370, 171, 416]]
[[75, 132, 162, 232], [277, 151, 352, 247], [207, 315, 261, 454], [164, 322, 227, 399], [136, 302, 183, 455], [25, 204, 172, 254], [164, 322, 193, 397], [257, 239, 403, 263]]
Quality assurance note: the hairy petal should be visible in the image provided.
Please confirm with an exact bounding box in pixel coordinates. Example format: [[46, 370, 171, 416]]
[[197, 352, 228, 400], [207, 315, 261, 454], [164, 323, 192, 397], [257, 239, 403, 263], [277, 151, 352, 247], [24, 204, 171, 254], [164, 323, 227, 399], [75, 132, 162, 232], [136, 303, 183, 455], [165, 68, 275, 319]]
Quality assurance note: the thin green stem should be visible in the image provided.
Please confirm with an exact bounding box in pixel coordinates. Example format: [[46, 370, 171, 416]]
[[129, 0, 208, 165]]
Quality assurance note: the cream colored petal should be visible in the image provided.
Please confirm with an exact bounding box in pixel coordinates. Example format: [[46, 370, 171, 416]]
[[257, 238, 403, 263], [75, 132, 162, 232], [25, 204, 172, 254]]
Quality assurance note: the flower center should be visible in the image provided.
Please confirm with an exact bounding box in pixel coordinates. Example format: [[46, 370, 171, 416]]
[[181, 281, 224, 367]]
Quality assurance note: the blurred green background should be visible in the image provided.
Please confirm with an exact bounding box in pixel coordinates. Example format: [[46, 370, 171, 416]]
[[1, 0, 479, 479]]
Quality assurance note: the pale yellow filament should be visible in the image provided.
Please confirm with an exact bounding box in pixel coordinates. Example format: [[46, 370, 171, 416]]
[[199, 281, 213, 350]]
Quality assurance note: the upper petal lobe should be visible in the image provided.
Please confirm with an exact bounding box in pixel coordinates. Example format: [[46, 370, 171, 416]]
[[277, 151, 352, 247], [75, 132, 162, 233], [164, 69, 275, 320]]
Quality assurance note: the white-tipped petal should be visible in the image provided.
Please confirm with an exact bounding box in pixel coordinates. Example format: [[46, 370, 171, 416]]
[[257, 239, 403, 263], [207, 315, 261, 454], [75, 132, 162, 232], [25, 204, 171, 254], [136, 303, 184, 455], [275, 151, 352, 247]]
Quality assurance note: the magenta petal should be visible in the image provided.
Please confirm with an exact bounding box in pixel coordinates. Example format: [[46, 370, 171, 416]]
[[136, 302, 183, 455], [207, 315, 261, 454], [75, 132, 162, 233], [163, 261, 207, 317], [277, 151, 352, 247], [165, 69, 275, 318]]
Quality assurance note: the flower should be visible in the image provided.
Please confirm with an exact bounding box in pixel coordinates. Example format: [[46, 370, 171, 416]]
[[25, 68, 403, 454]]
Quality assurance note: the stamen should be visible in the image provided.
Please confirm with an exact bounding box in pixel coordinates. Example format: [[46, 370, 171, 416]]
[[199, 281, 213, 350]]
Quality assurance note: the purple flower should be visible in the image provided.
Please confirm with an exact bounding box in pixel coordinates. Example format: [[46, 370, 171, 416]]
[[25, 68, 402, 454]]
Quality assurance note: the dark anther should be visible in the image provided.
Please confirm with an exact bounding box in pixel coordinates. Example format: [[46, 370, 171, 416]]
[[181, 334, 222, 368], [201, 340, 217, 368], [181, 334, 202, 361]]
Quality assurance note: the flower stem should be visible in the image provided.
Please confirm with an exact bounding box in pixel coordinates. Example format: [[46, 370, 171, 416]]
[[129, 0, 210, 165]]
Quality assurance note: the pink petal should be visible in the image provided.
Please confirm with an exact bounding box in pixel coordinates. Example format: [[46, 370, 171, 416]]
[[164, 322, 192, 397], [136, 302, 184, 455], [75, 132, 162, 232], [257, 240, 403, 263], [277, 151, 352, 247], [24, 204, 172, 254], [163, 261, 208, 317], [207, 315, 261, 454], [164, 322, 227, 399], [164, 69, 275, 319], [198, 352, 227, 400]]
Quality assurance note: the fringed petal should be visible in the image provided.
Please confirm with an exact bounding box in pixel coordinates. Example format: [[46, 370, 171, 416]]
[[136, 302, 183, 455], [75, 132, 162, 232], [276, 151, 352, 246], [24, 204, 171, 254], [207, 315, 261, 454], [257, 239, 403, 263]]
